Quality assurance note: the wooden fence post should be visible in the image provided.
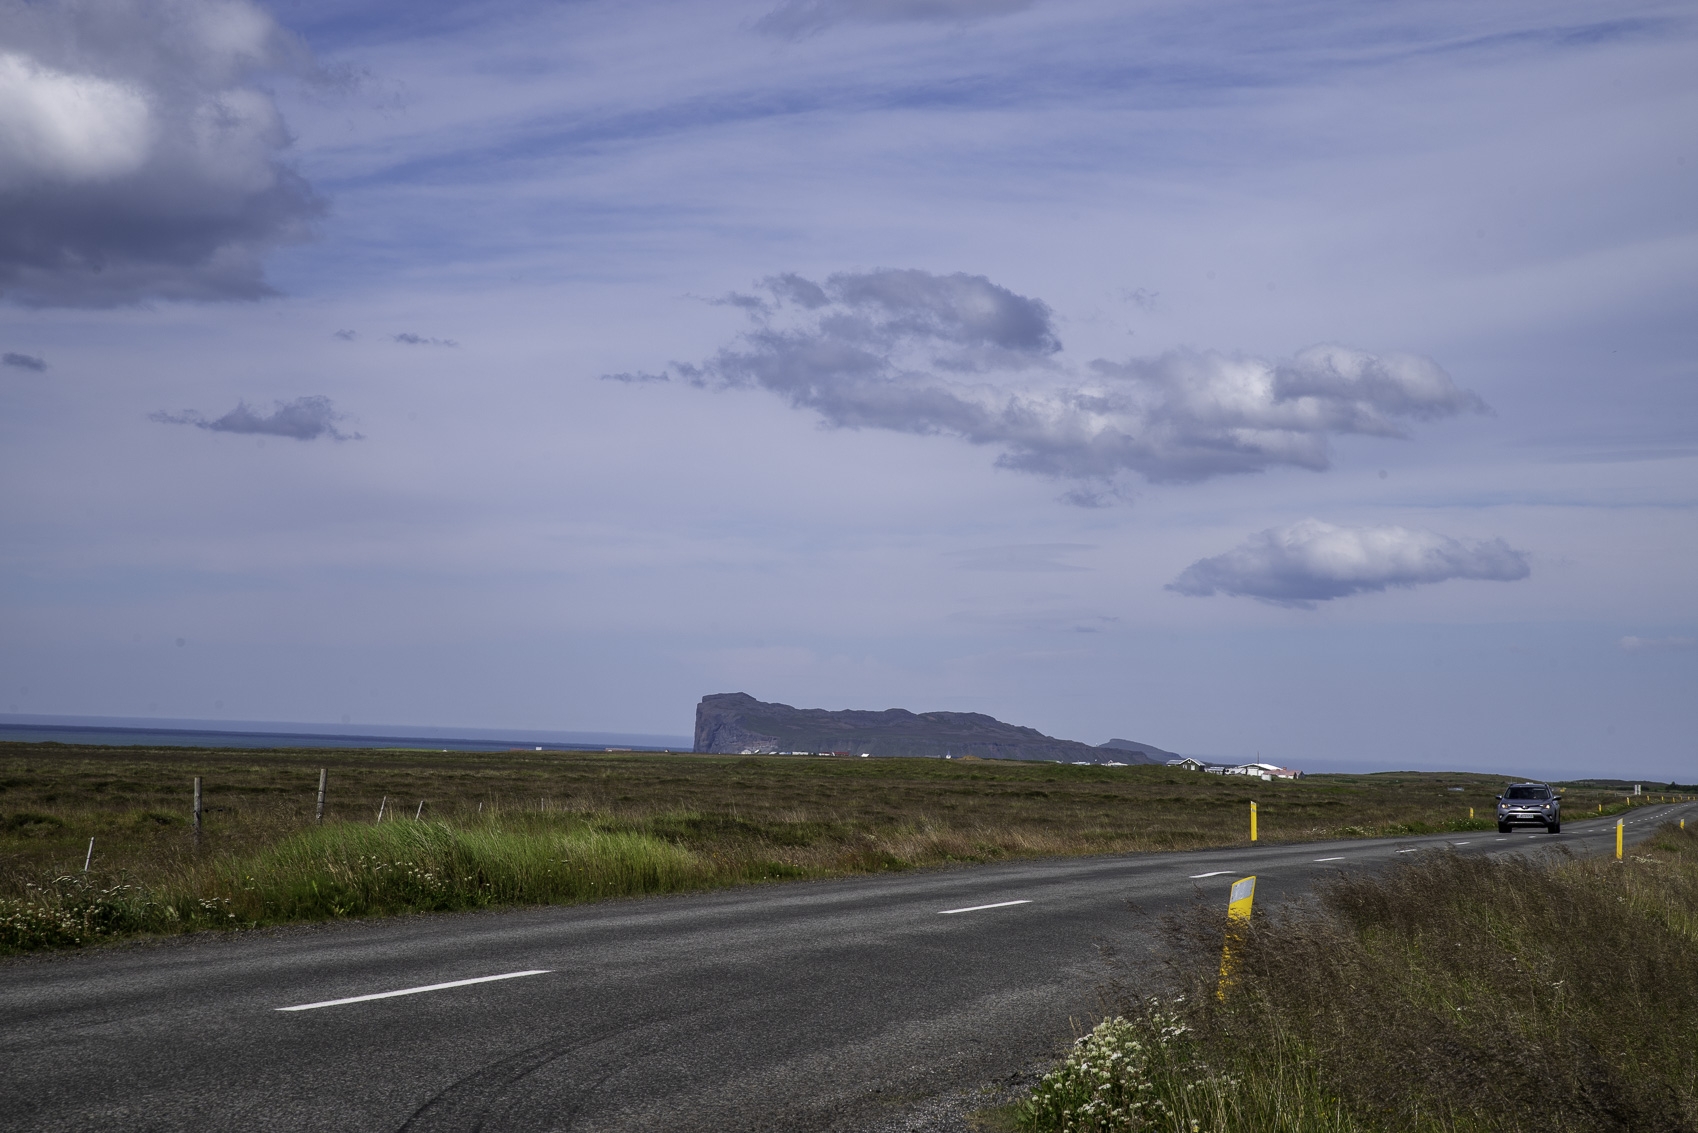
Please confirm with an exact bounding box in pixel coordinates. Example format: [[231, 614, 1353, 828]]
[[193, 776, 203, 845]]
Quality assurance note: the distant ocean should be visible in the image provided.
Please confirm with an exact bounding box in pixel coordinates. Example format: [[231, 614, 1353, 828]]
[[0, 713, 693, 753]]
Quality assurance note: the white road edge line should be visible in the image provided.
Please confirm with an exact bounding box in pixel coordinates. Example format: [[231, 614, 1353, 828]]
[[939, 900, 1032, 915], [1396, 849, 1420, 853], [1453, 841, 1471, 845], [277, 970, 552, 1012], [1313, 857, 1345, 862], [1189, 871, 1235, 878]]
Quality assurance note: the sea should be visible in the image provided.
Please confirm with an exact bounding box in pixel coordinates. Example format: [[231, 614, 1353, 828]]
[[0, 713, 692, 753]]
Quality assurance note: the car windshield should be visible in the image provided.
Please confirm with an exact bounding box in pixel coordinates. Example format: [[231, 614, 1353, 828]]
[[1505, 786, 1547, 799]]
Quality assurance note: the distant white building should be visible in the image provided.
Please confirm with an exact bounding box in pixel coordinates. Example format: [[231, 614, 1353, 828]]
[[1224, 762, 1303, 780], [1167, 756, 1302, 779]]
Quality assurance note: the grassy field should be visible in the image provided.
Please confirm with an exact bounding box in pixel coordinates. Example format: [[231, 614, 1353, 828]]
[[1008, 820, 1698, 1132], [0, 742, 1658, 953]]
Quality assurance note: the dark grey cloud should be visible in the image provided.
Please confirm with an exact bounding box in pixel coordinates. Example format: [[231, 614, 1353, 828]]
[[3, 351, 46, 371], [393, 333, 458, 347], [0, 0, 324, 307], [757, 0, 1032, 38], [150, 396, 361, 441], [1168, 519, 1531, 608], [620, 268, 1486, 498], [332, 329, 356, 341]]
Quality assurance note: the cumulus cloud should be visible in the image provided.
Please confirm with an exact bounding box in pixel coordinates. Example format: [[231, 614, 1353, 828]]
[[1168, 519, 1531, 608], [620, 268, 1486, 499], [1618, 636, 1696, 652], [150, 395, 361, 441], [3, 351, 46, 370], [0, 0, 324, 306], [757, 0, 1032, 38]]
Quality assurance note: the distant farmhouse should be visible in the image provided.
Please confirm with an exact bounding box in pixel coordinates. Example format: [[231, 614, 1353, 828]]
[[1166, 757, 1303, 780]]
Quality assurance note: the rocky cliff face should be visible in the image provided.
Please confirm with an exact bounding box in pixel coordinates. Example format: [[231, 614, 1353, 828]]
[[692, 692, 1161, 763]]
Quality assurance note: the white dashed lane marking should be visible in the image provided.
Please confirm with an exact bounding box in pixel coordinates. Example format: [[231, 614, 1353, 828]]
[[938, 900, 1032, 915], [1189, 871, 1235, 878], [277, 970, 552, 1012]]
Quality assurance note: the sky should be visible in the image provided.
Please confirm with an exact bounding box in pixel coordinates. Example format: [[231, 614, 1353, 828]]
[[1, 0, 1694, 778]]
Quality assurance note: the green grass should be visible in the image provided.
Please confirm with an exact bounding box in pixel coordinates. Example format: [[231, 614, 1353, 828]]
[[0, 741, 1669, 954], [2, 819, 718, 950], [1008, 821, 1698, 1132]]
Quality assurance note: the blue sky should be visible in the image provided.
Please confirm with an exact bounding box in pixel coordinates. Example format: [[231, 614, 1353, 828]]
[[1, 0, 1694, 777]]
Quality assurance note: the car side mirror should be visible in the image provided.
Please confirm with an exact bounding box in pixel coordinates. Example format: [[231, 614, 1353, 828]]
[[1494, 795, 1502, 800]]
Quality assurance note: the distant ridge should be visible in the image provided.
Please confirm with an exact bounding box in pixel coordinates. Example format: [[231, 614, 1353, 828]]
[[692, 693, 1163, 763], [1097, 737, 1180, 761]]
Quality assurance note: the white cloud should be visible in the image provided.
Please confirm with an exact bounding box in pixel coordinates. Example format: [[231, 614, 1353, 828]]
[[631, 269, 1486, 499], [0, 53, 154, 184], [0, 0, 322, 306], [1168, 519, 1531, 608], [1618, 635, 1696, 652]]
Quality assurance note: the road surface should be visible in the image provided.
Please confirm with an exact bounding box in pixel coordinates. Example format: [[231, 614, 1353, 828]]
[[3, 801, 1692, 1132]]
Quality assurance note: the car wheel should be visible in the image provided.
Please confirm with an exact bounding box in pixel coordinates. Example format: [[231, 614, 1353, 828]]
[[1498, 822, 1511, 833], [1548, 820, 1560, 833]]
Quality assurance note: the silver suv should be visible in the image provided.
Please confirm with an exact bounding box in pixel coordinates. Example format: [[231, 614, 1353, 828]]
[[1497, 781, 1560, 833]]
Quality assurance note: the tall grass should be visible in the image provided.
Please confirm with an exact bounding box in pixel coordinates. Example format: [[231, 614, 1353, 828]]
[[1015, 822, 1698, 1132], [0, 819, 718, 951]]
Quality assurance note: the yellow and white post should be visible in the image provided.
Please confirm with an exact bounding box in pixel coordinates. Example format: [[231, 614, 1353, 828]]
[[1616, 819, 1624, 861], [1250, 801, 1258, 842], [1217, 875, 1256, 1001]]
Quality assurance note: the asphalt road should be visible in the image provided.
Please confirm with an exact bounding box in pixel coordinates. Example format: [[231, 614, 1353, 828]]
[[4, 801, 1693, 1133]]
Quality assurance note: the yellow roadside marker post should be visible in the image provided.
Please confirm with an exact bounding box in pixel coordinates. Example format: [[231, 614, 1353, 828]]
[[1217, 875, 1256, 1001], [1250, 801, 1258, 842], [1469, 807, 1474, 819], [1616, 819, 1624, 861]]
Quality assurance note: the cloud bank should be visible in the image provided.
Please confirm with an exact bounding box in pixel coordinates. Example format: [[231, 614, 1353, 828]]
[[150, 396, 361, 441], [0, 0, 324, 306], [757, 0, 1032, 38], [3, 351, 46, 370], [624, 269, 1486, 500], [1168, 519, 1531, 608]]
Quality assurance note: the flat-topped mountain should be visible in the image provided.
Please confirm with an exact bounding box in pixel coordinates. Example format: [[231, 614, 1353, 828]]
[[693, 692, 1162, 763]]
